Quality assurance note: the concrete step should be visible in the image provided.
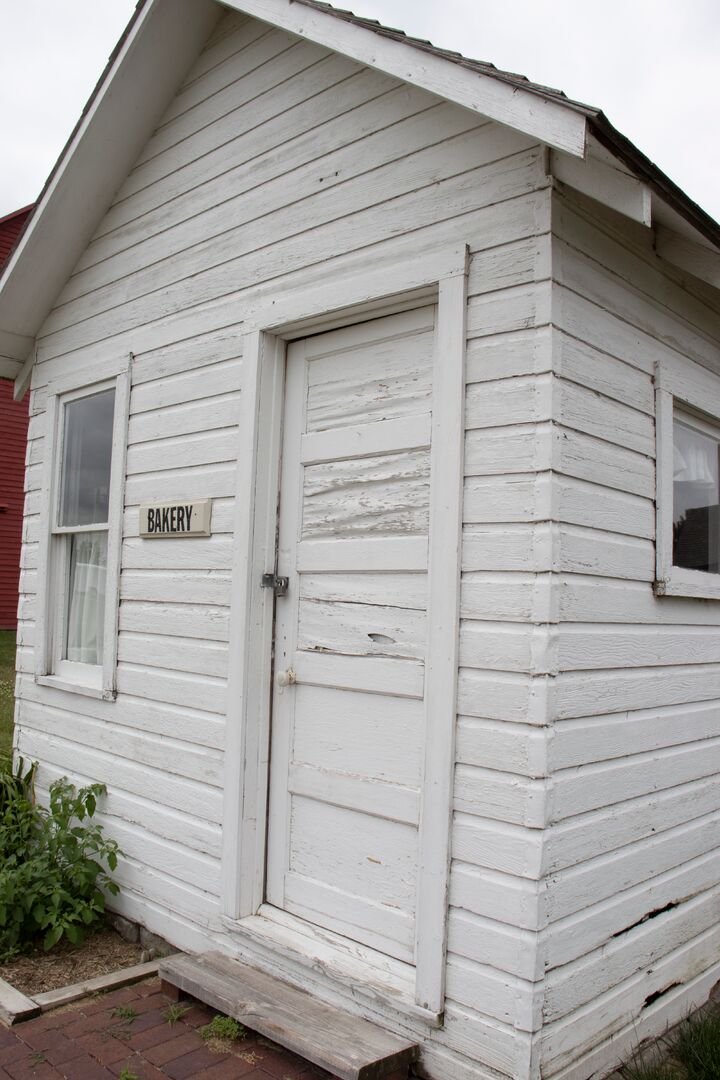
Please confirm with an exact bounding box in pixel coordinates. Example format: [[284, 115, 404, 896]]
[[158, 950, 417, 1080]]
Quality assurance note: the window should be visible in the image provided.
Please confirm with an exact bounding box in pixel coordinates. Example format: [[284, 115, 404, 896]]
[[36, 361, 129, 698], [672, 409, 720, 575], [656, 357, 720, 599]]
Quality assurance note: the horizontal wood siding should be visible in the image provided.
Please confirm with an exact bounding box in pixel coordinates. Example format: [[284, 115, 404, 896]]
[[15, 10, 558, 1080], [540, 188, 720, 1079]]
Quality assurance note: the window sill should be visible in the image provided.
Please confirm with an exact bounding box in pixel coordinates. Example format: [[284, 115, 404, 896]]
[[655, 568, 720, 601], [35, 675, 115, 701]]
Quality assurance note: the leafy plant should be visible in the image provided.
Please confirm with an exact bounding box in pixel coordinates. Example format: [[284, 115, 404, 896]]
[[0, 764, 122, 959], [200, 1014, 245, 1042], [118, 1068, 139, 1080], [164, 1003, 190, 1026]]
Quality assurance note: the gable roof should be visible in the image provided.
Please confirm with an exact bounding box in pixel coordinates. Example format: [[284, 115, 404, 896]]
[[2, 0, 719, 390]]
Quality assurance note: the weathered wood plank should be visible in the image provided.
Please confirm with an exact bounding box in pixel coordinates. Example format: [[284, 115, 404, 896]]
[[298, 598, 426, 660], [292, 650, 424, 700], [302, 449, 430, 539], [33, 961, 160, 1012], [0, 979, 39, 1026], [292, 685, 423, 787], [157, 952, 417, 1080]]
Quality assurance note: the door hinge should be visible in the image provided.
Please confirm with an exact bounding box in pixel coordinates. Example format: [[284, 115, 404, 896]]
[[261, 572, 289, 596]]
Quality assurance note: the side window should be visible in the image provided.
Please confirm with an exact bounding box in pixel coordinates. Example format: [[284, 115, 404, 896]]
[[673, 408, 720, 575], [36, 362, 129, 698], [56, 387, 116, 668], [656, 359, 720, 600]]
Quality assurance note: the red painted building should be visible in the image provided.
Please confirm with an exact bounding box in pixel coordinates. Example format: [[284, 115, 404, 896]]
[[0, 205, 33, 629]]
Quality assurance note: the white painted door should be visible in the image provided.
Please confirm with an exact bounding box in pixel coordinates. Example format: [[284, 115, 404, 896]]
[[265, 306, 436, 965]]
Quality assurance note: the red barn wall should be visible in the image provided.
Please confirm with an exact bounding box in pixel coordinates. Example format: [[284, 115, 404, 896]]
[[0, 205, 33, 630]]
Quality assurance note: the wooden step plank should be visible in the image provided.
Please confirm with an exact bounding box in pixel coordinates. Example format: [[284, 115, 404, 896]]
[[158, 951, 417, 1080], [0, 976, 39, 1026]]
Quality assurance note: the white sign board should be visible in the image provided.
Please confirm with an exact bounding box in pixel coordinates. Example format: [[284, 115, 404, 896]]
[[139, 500, 212, 538]]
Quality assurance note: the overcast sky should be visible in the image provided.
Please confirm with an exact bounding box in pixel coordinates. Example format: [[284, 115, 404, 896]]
[[1, 0, 718, 223]]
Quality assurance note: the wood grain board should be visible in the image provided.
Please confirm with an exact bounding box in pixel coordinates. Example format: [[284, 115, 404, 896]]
[[158, 951, 417, 1080]]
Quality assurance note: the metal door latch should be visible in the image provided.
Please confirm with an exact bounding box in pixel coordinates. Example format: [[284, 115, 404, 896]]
[[261, 573, 289, 596]]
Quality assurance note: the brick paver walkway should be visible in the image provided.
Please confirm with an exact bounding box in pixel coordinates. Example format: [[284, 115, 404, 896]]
[[0, 977, 337, 1080]]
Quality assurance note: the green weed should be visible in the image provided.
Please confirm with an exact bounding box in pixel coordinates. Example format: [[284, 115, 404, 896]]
[[674, 1013, 720, 1080], [200, 1014, 246, 1042], [112, 1005, 138, 1023], [621, 1010, 720, 1080], [164, 1002, 190, 1025]]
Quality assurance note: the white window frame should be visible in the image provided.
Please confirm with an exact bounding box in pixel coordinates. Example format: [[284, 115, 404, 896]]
[[35, 357, 130, 699], [655, 356, 720, 600]]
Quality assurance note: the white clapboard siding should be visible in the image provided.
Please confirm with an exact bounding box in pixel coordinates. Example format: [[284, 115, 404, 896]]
[[456, 716, 547, 777], [39, 149, 543, 360], [448, 910, 541, 982], [18, 700, 223, 785], [120, 569, 232, 606], [538, 185, 720, 1078], [450, 863, 542, 932], [545, 847, 720, 970], [73, 97, 480, 301], [129, 359, 242, 412], [544, 775, 720, 876], [550, 701, 720, 769], [545, 811, 720, 923], [559, 574, 720, 623], [549, 740, 720, 822], [16, 726, 223, 824], [47, 127, 535, 340], [38, 762, 222, 858], [461, 572, 550, 621], [17, 672, 224, 751]]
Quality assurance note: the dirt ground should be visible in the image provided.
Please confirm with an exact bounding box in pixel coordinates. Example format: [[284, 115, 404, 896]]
[[0, 927, 143, 996]]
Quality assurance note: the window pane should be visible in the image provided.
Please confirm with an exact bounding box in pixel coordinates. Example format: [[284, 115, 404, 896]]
[[673, 415, 720, 574], [65, 532, 107, 665], [59, 389, 115, 526]]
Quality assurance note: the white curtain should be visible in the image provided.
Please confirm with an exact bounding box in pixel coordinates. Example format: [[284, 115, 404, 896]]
[[674, 421, 717, 486], [66, 532, 107, 665]]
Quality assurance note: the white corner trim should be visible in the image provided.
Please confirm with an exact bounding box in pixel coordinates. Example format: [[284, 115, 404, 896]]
[[224, 0, 586, 155], [413, 266, 467, 1015]]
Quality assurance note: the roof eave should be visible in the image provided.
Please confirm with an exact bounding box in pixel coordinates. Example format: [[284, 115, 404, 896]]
[[589, 112, 720, 252], [0, 0, 219, 387]]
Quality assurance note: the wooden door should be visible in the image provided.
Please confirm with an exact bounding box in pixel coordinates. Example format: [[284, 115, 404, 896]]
[[265, 306, 436, 965]]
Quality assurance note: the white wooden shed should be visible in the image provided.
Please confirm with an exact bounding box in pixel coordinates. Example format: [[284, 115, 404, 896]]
[[3, 2, 720, 1077]]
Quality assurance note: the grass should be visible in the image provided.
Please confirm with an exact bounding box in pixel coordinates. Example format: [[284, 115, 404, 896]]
[[111, 1005, 138, 1024], [0, 631, 16, 764], [622, 1011, 720, 1080], [164, 1003, 190, 1026]]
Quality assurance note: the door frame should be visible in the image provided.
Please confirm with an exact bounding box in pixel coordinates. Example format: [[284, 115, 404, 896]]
[[221, 244, 468, 1018]]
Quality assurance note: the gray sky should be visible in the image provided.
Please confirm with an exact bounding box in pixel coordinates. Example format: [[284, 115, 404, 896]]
[[1, 0, 718, 223]]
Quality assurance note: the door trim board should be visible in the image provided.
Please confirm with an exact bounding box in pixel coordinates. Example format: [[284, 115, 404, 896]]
[[221, 244, 469, 1019]]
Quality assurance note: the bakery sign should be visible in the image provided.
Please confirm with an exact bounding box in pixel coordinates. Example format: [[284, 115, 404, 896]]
[[139, 499, 212, 538]]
